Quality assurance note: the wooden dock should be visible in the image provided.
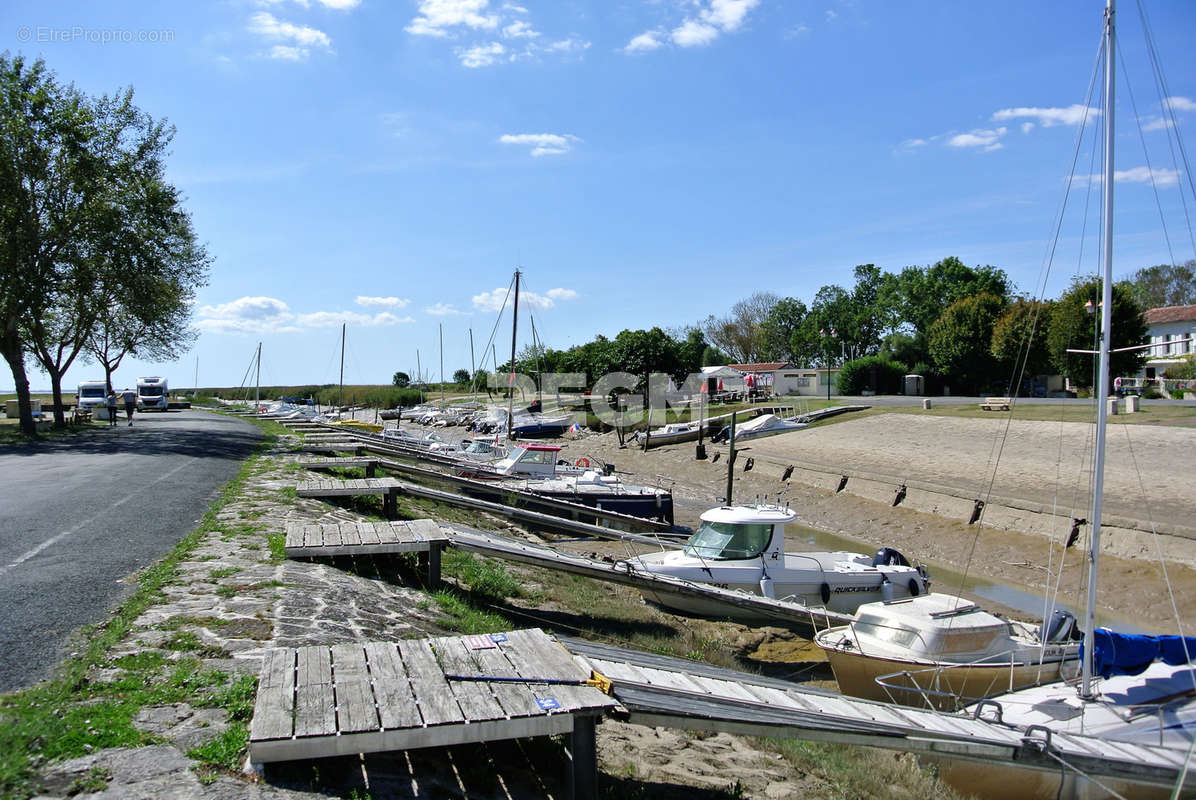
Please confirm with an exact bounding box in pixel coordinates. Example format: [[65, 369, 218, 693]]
[[249, 629, 618, 800], [298, 455, 380, 477], [295, 478, 401, 519], [284, 519, 448, 586]]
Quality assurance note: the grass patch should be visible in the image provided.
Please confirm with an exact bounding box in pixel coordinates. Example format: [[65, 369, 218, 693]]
[[267, 532, 287, 563], [187, 722, 248, 776], [756, 739, 960, 800], [0, 425, 277, 799], [442, 551, 523, 603], [162, 632, 229, 659], [431, 589, 511, 634], [209, 567, 241, 581]]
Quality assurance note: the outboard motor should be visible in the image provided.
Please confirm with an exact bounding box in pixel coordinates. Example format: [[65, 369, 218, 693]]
[[712, 426, 730, 444], [872, 547, 911, 568], [1041, 609, 1080, 643]]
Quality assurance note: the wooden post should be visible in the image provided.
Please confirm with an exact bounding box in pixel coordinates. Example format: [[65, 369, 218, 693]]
[[725, 411, 737, 505], [569, 715, 597, 800], [427, 543, 442, 588], [365, 460, 376, 479], [383, 489, 397, 520]]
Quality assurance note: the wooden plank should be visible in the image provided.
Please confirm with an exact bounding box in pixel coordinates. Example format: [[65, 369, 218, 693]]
[[250, 647, 295, 741], [434, 636, 510, 723], [294, 646, 336, 737], [358, 523, 382, 546], [339, 524, 362, 548], [634, 666, 707, 694], [303, 525, 321, 549], [409, 518, 448, 543], [362, 641, 422, 730], [469, 640, 548, 718], [331, 644, 380, 734], [502, 629, 597, 712], [396, 638, 465, 726], [691, 675, 759, 702], [284, 525, 303, 550]]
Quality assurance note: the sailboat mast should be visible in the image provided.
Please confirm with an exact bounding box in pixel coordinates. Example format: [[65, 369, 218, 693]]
[[1081, 0, 1117, 700], [439, 323, 445, 406], [468, 328, 477, 405], [339, 322, 345, 410], [507, 269, 521, 435], [255, 342, 261, 408]]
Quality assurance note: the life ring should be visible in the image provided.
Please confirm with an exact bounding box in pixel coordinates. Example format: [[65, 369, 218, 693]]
[[575, 457, 591, 468], [908, 578, 920, 597], [819, 582, 831, 605]]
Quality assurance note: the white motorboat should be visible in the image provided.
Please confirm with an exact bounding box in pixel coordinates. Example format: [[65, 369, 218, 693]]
[[814, 594, 1081, 710], [712, 413, 807, 444], [633, 421, 702, 447], [626, 504, 929, 621]]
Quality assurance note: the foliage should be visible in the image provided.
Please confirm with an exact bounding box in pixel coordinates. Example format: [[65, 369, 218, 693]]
[[1046, 277, 1148, 389], [927, 292, 1008, 393], [1164, 354, 1196, 380], [836, 355, 907, 395], [452, 368, 471, 385], [700, 291, 779, 363], [392, 371, 410, 387], [991, 298, 1055, 381], [1125, 260, 1196, 308], [758, 297, 808, 362], [879, 331, 922, 370], [881, 256, 1011, 336]]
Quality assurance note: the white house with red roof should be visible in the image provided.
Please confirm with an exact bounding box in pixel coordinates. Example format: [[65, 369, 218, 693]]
[[1138, 305, 1196, 385], [727, 361, 826, 396]]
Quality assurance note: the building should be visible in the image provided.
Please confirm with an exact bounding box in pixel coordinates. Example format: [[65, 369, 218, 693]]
[[726, 362, 826, 397], [1138, 305, 1196, 386]]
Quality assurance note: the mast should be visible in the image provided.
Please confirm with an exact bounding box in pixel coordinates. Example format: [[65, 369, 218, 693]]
[[1081, 0, 1116, 700], [254, 341, 261, 408], [338, 322, 346, 410], [507, 269, 521, 436], [416, 350, 423, 402], [468, 328, 477, 405], [439, 323, 445, 406]]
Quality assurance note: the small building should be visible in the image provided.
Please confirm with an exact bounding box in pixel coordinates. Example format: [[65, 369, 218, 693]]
[[1138, 305, 1196, 385], [726, 362, 823, 397]]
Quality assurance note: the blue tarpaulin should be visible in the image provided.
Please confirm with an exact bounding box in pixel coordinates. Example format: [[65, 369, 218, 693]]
[[1081, 629, 1196, 678]]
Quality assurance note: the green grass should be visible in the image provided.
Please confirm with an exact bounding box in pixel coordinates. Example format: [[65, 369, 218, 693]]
[[431, 589, 512, 634], [441, 550, 523, 603], [0, 425, 279, 799]]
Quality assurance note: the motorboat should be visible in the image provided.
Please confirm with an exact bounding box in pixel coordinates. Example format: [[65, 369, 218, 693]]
[[813, 594, 1082, 710], [626, 504, 928, 621], [712, 413, 807, 444], [632, 421, 702, 447]]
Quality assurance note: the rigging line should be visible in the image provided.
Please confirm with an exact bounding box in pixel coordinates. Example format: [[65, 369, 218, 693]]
[[471, 273, 516, 396], [1137, 0, 1196, 257], [1075, 81, 1103, 280], [1118, 40, 1179, 268], [962, 33, 1107, 599]]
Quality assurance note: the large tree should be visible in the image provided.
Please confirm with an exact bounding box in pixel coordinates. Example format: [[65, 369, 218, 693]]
[[1125, 260, 1196, 309], [758, 297, 808, 362], [927, 292, 1008, 393], [700, 291, 779, 363], [1047, 277, 1148, 390], [991, 298, 1055, 389], [882, 257, 1012, 337]]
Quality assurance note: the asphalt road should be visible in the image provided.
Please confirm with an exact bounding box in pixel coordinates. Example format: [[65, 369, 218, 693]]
[[0, 408, 261, 693]]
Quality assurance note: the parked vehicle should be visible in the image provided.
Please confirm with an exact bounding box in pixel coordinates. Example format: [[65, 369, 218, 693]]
[[136, 376, 169, 411], [76, 380, 109, 410]]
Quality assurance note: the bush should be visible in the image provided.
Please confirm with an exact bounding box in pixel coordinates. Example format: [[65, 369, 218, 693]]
[[837, 356, 907, 395]]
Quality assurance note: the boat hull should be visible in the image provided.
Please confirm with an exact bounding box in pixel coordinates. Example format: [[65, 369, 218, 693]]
[[819, 644, 1077, 711], [641, 579, 916, 623]]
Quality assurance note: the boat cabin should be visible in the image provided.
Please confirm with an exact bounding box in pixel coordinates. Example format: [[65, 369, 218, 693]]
[[682, 505, 796, 562], [847, 594, 1019, 663], [492, 444, 564, 478]]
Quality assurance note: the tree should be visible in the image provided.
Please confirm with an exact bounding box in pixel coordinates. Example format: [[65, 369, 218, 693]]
[[452, 368, 471, 385], [882, 257, 1011, 337], [759, 297, 808, 362], [991, 298, 1055, 387], [927, 292, 1007, 393], [1047, 277, 1148, 389], [392, 371, 410, 387], [700, 291, 779, 363], [1125, 260, 1196, 308]]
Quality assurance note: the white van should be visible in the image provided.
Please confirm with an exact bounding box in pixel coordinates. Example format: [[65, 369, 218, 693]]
[[77, 380, 109, 410], [136, 376, 169, 410]]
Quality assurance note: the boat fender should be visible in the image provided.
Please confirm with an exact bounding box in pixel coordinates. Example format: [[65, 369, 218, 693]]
[[819, 582, 831, 604], [782, 465, 794, 481], [575, 457, 590, 468], [759, 574, 775, 599], [744, 457, 754, 472], [908, 578, 920, 597], [881, 579, 894, 603]]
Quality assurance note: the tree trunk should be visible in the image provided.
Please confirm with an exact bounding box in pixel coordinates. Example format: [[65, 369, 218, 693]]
[[49, 373, 66, 427], [1, 321, 37, 436]]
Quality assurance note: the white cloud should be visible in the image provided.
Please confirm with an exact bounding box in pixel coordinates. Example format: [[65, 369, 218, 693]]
[[459, 41, 506, 67], [196, 295, 413, 334], [672, 20, 719, 47], [258, 0, 360, 8], [249, 11, 332, 59], [406, 0, 499, 37], [1142, 117, 1174, 132], [1021, 122, 1035, 134], [1165, 96, 1196, 112], [499, 132, 581, 157], [702, 0, 759, 31], [901, 137, 929, 148], [472, 286, 577, 312], [503, 20, 538, 38], [356, 296, 411, 308], [624, 30, 664, 52], [992, 104, 1097, 127], [947, 127, 1006, 151], [544, 37, 590, 53], [426, 302, 466, 315], [1079, 167, 1182, 186], [825, 9, 838, 22]]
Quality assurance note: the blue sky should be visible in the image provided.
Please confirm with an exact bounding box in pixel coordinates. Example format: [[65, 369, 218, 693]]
[[4, 0, 1195, 392]]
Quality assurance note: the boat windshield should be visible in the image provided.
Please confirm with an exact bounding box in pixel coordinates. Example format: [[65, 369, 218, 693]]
[[852, 613, 921, 648], [683, 521, 773, 560]]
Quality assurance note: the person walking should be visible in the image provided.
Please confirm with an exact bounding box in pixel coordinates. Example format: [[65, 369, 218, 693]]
[[121, 387, 137, 427], [105, 390, 119, 427]]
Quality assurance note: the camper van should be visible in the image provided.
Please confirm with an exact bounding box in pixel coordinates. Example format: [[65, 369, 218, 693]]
[[136, 376, 169, 411], [76, 380, 109, 410]]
